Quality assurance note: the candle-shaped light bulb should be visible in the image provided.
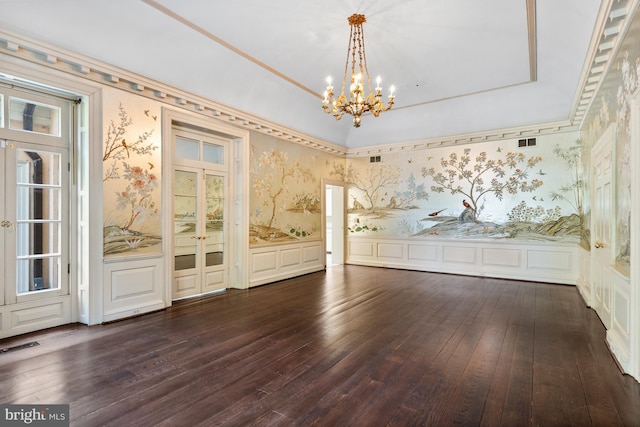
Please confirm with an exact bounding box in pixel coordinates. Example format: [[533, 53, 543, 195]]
[[376, 76, 381, 88], [389, 85, 396, 98], [323, 91, 328, 102], [326, 76, 332, 86]]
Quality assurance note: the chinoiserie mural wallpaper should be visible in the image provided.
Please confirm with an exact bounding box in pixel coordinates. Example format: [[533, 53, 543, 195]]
[[102, 89, 162, 256], [580, 7, 640, 274], [333, 133, 584, 243], [249, 132, 341, 245]]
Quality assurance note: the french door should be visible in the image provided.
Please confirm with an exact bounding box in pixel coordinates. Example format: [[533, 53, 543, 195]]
[[1, 140, 69, 305], [173, 166, 227, 299]]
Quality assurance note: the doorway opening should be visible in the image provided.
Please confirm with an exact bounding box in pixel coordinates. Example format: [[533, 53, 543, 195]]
[[324, 183, 345, 267]]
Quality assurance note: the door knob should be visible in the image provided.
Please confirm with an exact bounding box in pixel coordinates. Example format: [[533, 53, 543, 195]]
[[1, 220, 13, 229], [594, 241, 604, 249]]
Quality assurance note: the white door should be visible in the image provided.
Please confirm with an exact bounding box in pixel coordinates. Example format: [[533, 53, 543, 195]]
[[591, 126, 614, 328], [1, 140, 69, 305], [173, 166, 228, 299]]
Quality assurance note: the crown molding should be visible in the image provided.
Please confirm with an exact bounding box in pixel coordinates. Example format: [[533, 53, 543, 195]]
[[346, 121, 579, 157], [2, 0, 635, 162], [570, 0, 639, 128], [0, 30, 348, 157]]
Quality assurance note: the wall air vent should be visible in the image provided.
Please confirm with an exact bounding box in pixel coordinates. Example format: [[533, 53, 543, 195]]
[[369, 155, 381, 163], [518, 138, 537, 147]]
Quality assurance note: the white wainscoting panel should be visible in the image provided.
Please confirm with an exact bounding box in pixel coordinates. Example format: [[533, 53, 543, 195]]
[[252, 251, 278, 274], [443, 246, 477, 264], [103, 257, 166, 322], [347, 237, 578, 284], [0, 296, 72, 339], [408, 244, 439, 262], [576, 246, 592, 306], [349, 241, 374, 257], [281, 248, 302, 268], [249, 240, 325, 287], [378, 243, 404, 259], [482, 248, 521, 268], [303, 245, 322, 264], [606, 268, 632, 374]]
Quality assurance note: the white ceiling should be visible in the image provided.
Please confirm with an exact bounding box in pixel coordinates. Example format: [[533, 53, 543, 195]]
[[0, 0, 603, 149]]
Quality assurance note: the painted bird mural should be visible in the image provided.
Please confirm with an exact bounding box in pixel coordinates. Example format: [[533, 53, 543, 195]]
[[428, 209, 446, 217], [462, 199, 474, 210]]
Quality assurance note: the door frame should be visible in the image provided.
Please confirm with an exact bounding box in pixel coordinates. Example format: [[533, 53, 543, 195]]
[[322, 178, 347, 266], [0, 77, 81, 337], [629, 91, 640, 380], [162, 107, 250, 304]]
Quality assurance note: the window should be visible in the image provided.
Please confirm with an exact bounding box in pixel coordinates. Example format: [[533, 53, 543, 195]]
[[175, 134, 224, 165], [9, 97, 61, 136]]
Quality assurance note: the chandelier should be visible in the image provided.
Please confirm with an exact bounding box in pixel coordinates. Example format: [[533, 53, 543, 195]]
[[322, 14, 395, 128]]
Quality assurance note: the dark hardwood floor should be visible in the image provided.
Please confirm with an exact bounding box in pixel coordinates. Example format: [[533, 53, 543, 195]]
[[1, 265, 639, 426]]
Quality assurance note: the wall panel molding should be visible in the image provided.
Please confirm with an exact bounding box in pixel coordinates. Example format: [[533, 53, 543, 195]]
[[249, 241, 325, 287], [347, 237, 578, 285], [103, 258, 165, 322]]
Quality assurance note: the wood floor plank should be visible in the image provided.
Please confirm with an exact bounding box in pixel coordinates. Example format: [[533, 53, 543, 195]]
[[0, 265, 638, 426]]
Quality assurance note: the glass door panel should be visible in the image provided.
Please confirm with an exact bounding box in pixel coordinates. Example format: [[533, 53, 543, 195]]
[[174, 170, 198, 272], [16, 148, 62, 294], [2, 141, 68, 304], [205, 174, 224, 267]]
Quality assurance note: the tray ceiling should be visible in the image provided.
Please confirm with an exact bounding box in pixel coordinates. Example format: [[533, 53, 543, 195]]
[[0, 0, 604, 149]]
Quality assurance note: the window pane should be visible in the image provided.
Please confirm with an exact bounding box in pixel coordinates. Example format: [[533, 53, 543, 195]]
[[205, 246, 224, 266], [16, 222, 60, 256], [175, 135, 199, 161], [17, 256, 60, 294], [9, 97, 61, 136], [17, 150, 61, 185], [16, 187, 61, 221], [203, 142, 224, 164]]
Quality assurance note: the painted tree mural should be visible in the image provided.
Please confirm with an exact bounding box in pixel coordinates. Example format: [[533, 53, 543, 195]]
[[331, 162, 401, 211], [252, 149, 314, 230], [103, 104, 155, 182], [549, 139, 584, 218], [421, 148, 543, 220], [389, 173, 429, 209]]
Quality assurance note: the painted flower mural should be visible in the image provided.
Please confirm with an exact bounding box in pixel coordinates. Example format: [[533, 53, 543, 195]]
[[114, 163, 159, 231], [249, 134, 331, 244], [103, 100, 161, 256]]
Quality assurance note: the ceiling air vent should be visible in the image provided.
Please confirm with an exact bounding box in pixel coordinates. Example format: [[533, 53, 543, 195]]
[[369, 155, 381, 163], [518, 138, 537, 147]]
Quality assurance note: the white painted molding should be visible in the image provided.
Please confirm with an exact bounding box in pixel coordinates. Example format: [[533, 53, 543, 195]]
[[573, 0, 640, 127], [0, 30, 348, 157], [249, 241, 325, 287]]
